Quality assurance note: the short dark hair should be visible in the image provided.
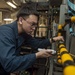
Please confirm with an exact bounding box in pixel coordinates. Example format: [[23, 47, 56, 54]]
[[16, 3, 39, 21]]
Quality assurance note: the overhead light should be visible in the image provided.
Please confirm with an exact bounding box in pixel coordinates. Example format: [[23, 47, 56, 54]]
[[12, 0, 18, 5], [6, 1, 17, 9], [4, 18, 13, 21]]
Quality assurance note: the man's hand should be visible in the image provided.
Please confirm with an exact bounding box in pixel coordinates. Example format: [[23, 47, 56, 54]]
[[50, 36, 64, 43], [36, 49, 52, 58]]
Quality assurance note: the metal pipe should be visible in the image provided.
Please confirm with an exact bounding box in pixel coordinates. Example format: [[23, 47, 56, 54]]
[[62, 0, 67, 4]]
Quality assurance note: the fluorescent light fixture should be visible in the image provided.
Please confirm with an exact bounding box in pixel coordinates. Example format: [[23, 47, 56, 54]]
[[12, 0, 18, 5], [4, 18, 13, 21], [6, 1, 17, 8]]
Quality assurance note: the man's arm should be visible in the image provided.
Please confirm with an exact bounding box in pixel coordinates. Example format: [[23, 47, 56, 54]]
[[0, 29, 36, 72], [24, 37, 51, 49], [24, 35, 64, 49]]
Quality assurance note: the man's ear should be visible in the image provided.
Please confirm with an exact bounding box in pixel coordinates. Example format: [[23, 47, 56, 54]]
[[19, 17, 22, 24], [20, 20, 22, 24]]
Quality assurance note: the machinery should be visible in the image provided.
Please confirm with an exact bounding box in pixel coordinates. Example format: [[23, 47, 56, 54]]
[[19, 0, 75, 75], [0, 0, 75, 75]]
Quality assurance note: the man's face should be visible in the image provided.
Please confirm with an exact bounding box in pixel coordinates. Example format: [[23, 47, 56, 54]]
[[21, 15, 38, 35]]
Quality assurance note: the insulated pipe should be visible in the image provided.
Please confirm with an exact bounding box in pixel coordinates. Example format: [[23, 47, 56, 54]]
[[57, 24, 62, 36], [57, 23, 75, 75], [71, 16, 75, 22], [57, 24, 63, 63], [62, 0, 67, 4], [64, 65, 75, 75], [59, 44, 74, 65], [65, 16, 75, 23], [58, 43, 75, 75]]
